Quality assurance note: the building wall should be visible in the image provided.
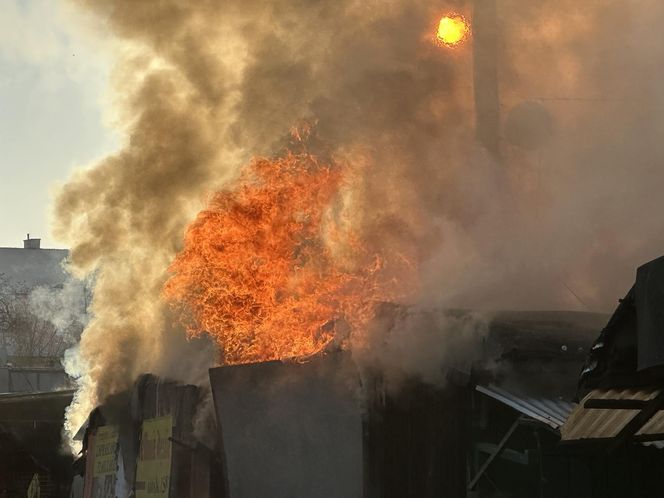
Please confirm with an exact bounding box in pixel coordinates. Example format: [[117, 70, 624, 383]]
[[0, 247, 68, 287], [0, 245, 76, 394], [210, 356, 364, 498], [364, 378, 469, 498]]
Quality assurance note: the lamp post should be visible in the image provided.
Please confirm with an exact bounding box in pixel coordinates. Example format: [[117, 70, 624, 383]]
[[473, 0, 501, 162]]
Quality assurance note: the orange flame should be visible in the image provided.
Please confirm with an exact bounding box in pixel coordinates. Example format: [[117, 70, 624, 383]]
[[163, 139, 410, 364]]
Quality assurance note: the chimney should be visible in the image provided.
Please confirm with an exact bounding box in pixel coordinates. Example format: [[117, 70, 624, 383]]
[[23, 234, 41, 250]]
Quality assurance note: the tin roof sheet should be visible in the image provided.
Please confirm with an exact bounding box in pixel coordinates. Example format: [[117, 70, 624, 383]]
[[476, 384, 576, 429]]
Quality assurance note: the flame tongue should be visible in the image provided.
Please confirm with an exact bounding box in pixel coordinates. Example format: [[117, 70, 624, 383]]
[[163, 146, 400, 364]]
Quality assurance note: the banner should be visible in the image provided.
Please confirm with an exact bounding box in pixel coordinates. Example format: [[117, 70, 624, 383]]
[[135, 415, 172, 498]]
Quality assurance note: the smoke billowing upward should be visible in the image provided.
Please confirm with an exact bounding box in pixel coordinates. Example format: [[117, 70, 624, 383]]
[[28, 275, 90, 344], [54, 0, 664, 448]]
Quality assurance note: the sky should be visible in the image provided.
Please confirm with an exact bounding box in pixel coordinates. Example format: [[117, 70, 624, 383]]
[[0, 0, 117, 248]]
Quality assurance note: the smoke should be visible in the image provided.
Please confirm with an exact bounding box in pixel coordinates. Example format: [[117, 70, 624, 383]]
[[28, 275, 91, 345], [53, 0, 664, 448], [353, 305, 489, 388]]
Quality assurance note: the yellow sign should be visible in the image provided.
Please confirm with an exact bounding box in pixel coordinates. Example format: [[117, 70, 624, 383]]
[[135, 415, 172, 498], [93, 425, 119, 477]]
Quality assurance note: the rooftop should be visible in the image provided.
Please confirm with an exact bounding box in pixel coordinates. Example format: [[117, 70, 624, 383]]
[[0, 244, 69, 287]]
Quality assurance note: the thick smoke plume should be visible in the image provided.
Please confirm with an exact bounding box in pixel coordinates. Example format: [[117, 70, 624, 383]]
[[54, 0, 664, 448]]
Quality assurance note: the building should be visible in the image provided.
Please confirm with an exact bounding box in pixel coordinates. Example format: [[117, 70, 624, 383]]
[[207, 310, 606, 498], [0, 238, 76, 497], [0, 236, 74, 394], [560, 255, 664, 497], [64, 309, 605, 498], [0, 235, 69, 288], [71, 375, 221, 498]]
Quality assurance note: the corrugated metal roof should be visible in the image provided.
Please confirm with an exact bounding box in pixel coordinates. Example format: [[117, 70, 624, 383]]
[[476, 384, 576, 429], [561, 387, 664, 445]]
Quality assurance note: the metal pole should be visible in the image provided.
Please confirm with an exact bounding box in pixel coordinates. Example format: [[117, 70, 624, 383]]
[[472, 0, 501, 161], [467, 416, 521, 490]]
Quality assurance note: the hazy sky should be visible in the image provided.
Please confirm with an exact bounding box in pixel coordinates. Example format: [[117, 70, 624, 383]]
[[0, 0, 116, 248]]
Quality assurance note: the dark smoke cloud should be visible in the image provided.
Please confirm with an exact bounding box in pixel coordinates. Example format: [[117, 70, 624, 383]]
[[54, 0, 664, 446]]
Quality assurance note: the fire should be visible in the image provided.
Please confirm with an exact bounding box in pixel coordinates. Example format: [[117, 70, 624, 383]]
[[436, 14, 470, 47], [163, 136, 410, 364]]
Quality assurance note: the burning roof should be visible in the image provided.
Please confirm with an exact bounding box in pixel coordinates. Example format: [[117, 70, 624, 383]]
[[163, 134, 415, 365]]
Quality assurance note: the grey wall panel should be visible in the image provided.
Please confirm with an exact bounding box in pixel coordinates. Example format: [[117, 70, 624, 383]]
[[209, 354, 363, 498]]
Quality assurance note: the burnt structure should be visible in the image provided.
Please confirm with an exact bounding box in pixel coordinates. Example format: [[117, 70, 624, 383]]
[[364, 374, 468, 498], [464, 311, 603, 498], [207, 310, 605, 498], [209, 353, 469, 498], [560, 255, 664, 497], [577, 255, 664, 392], [72, 375, 221, 498], [210, 355, 363, 498], [68, 309, 619, 498]]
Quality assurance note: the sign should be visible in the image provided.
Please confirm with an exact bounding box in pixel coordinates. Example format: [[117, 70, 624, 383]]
[[135, 415, 172, 498], [82, 425, 120, 498], [93, 426, 120, 477]]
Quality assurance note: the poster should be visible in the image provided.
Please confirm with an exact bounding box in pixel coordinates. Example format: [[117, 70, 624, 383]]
[[83, 425, 120, 498], [135, 415, 172, 498], [93, 426, 120, 477], [93, 425, 120, 498]]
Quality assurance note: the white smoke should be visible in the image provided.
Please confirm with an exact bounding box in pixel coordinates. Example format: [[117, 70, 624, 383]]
[[28, 275, 91, 344]]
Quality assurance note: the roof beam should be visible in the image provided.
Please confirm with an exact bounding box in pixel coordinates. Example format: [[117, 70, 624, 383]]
[[584, 399, 650, 410], [633, 433, 664, 443]]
